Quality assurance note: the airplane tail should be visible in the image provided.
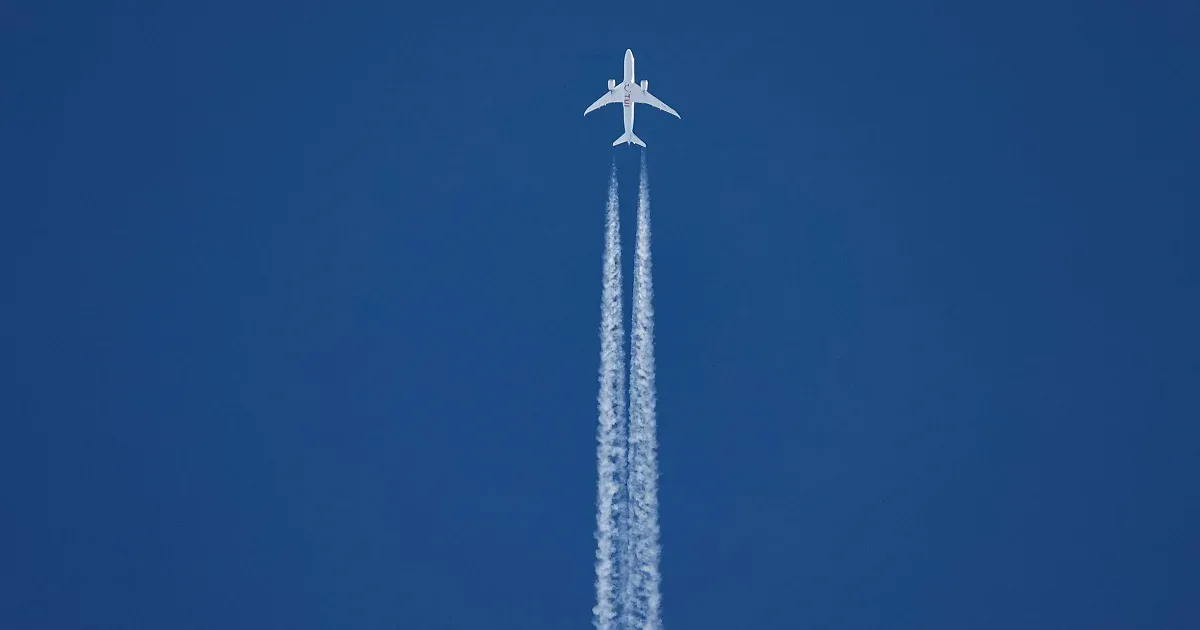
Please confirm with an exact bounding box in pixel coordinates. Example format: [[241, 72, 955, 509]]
[[613, 131, 646, 147]]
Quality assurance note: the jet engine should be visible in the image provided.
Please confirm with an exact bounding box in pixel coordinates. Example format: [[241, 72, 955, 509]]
[[608, 79, 616, 90], [641, 80, 648, 91]]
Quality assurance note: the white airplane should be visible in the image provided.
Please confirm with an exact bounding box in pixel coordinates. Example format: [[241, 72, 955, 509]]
[[584, 49, 680, 147]]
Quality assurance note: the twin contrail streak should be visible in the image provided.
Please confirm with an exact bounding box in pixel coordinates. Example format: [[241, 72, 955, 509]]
[[594, 154, 662, 630], [627, 153, 662, 629], [594, 161, 626, 630]]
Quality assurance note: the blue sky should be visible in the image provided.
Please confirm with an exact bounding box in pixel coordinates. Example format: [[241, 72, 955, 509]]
[[3, 1, 1198, 628]]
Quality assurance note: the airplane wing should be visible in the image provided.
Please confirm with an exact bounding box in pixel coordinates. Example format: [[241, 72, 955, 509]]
[[634, 87, 680, 118], [584, 90, 619, 115]]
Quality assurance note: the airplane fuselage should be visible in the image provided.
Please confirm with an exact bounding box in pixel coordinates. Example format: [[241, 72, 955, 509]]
[[622, 49, 635, 141]]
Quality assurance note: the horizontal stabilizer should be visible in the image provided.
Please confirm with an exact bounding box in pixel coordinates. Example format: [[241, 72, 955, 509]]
[[613, 131, 646, 147]]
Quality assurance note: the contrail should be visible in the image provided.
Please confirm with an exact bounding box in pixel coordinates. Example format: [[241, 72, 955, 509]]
[[593, 160, 627, 630], [628, 152, 663, 629]]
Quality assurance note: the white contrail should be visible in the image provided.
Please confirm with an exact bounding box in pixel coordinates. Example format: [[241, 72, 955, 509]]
[[593, 160, 627, 630], [628, 152, 663, 629]]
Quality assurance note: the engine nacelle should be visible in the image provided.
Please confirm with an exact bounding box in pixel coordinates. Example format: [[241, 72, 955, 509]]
[[608, 79, 616, 90], [640, 80, 648, 91]]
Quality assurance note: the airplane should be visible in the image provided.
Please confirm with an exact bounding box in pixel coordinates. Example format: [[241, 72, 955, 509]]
[[584, 49, 680, 147]]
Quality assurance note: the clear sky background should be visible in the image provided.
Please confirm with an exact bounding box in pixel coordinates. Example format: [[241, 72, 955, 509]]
[[3, 1, 1198, 628]]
